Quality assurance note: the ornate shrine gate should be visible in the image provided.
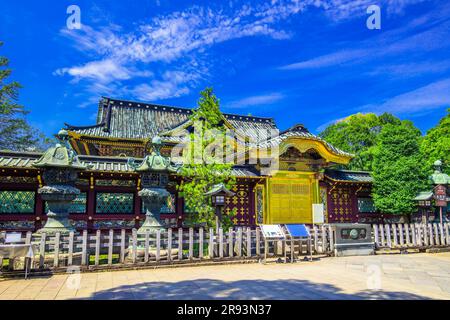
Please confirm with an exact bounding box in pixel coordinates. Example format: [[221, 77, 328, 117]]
[[266, 172, 318, 224]]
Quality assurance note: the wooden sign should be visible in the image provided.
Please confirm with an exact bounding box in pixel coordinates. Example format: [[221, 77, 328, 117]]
[[435, 185, 447, 207]]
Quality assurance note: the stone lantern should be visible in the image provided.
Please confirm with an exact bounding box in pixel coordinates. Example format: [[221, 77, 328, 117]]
[[33, 130, 87, 235], [128, 136, 178, 236]]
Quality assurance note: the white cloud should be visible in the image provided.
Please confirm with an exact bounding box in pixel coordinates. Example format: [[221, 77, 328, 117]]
[[56, 0, 432, 103], [361, 78, 450, 115], [226, 93, 285, 108], [132, 70, 202, 101], [280, 49, 368, 70]]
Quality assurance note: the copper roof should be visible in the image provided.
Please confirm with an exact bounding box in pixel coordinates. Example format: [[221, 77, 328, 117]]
[[65, 97, 277, 141], [324, 169, 373, 183]]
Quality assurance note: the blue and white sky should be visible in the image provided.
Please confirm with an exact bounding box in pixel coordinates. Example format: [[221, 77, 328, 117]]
[[1, 0, 449, 136]]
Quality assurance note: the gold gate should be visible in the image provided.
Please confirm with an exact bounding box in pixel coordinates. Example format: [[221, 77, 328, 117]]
[[267, 176, 314, 224]]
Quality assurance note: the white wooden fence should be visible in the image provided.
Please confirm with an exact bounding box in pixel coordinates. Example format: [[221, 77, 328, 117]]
[[1, 223, 449, 273], [0, 226, 333, 271], [373, 222, 450, 249]]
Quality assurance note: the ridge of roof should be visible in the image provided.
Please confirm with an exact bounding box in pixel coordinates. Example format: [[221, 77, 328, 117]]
[[101, 96, 276, 123], [325, 168, 372, 174]]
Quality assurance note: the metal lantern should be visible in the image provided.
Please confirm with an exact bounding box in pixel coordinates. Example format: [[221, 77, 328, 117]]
[[205, 184, 235, 233], [128, 136, 178, 236], [32, 129, 87, 235]]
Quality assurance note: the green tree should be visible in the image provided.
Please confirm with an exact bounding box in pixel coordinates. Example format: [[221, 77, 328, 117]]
[[177, 88, 236, 229], [420, 109, 450, 175], [319, 113, 401, 171], [372, 121, 428, 214], [0, 41, 50, 151]]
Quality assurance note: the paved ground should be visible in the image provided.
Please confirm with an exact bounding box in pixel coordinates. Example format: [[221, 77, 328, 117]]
[[1, 252, 450, 300]]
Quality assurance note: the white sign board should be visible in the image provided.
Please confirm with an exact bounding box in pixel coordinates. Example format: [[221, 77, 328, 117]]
[[313, 204, 325, 224], [5, 233, 22, 244], [260, 224, 285, 239]]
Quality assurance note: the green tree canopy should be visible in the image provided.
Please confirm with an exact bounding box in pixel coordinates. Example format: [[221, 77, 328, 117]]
[[372, 121, 428, 214], [420, 109, 450, 175], [177, 88, 236, 229], [0, 41, 51, 151], [319, 113, 401, 171]]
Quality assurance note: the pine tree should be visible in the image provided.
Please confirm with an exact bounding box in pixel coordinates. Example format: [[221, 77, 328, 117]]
[[177, 88, 236, 228], [0, 41, 49, 151]]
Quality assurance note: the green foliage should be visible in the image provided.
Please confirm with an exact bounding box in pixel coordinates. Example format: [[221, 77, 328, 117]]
[[0, 41, 51, 152], [372, 121, 429, 214], [420, 109, 450, 175], [319, 113, 401, 171], [177, 88, 236, 228]]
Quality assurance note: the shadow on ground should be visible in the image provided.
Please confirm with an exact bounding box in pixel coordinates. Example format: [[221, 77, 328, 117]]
[[83, 279, 430, 300]]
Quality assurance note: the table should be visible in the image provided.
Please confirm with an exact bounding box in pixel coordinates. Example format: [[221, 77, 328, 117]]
[[0, 244, 38, 279]]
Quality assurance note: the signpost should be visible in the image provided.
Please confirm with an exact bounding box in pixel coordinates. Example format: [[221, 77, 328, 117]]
[[260, 225, 286, 264], [284, 224, 312, 263], [434, 184, 448, 225]]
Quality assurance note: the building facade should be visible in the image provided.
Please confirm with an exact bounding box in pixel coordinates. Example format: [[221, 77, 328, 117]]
[[0, 97, 379, 231]]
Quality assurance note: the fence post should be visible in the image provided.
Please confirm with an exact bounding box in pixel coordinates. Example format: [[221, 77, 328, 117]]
[[81, 230, 88, 266], [328, 225, 334, 254], [422, 224, 428, 246], [95, 230, 101, 266], [256, 228, 260, 256], [167, 229, 172, 262], [120, 229, 126, 264], [39, 233, 46, 269], [391, 224, 398, 247], [385, 224, 392, 248], [178, 228, 183, 261], [416, 224, 422, 247], [156, 229, 161, 262], [237, 228, 243, 257], [219, 228, 224, 258], [313, 225, 319, 254], [246, 228, 252, 258], [428, 224, 434, 246], [68, 231, 74, 266], [132, 229, 137, 264], [439, 223, 445, 246], [228, 228, 234, 258], [199, 228, 203, 260], [321, 225, 328, 253], [380, 224, 385, 247], [144, 230, 150, 263], [189, 228, 194, 260], [209, 228, 214, 259], [108, 229, 114, 266], [373, 224, 379, 248], [405, 224, 411, 246], [54, 232, 61, 268], [398, 224, 404, 247], [25, 231, 32, 244], [433, 224, 439, 246], [445, 223, 450, 246]]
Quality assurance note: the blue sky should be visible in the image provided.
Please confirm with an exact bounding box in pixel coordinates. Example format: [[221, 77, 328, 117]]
[[1, 0, 449, 136]]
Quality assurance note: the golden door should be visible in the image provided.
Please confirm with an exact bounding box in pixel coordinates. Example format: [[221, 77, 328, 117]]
[[268, 178, 313, 224]]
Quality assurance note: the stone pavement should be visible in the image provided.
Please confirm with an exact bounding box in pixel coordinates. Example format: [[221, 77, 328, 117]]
[[1, 252, 450, 300]]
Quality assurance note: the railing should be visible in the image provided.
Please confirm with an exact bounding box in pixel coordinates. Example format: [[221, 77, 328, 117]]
[[0, 226, 332, 272], [372, 222, 450, 249], [2, 223, 449, 273]]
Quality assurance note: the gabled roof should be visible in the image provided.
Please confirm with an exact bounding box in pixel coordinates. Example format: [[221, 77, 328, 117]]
[[324, 169, 373, 183], [66, 97, 277, 142]]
